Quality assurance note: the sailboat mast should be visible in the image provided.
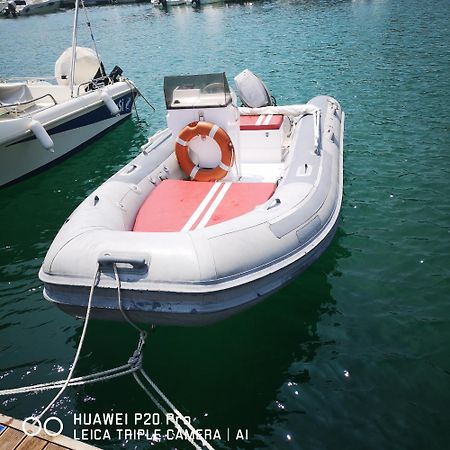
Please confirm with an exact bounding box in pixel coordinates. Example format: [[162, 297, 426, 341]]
[[70, 0, 80, 98]]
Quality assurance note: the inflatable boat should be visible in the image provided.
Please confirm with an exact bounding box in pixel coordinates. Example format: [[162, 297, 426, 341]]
[[39, 70, 345, 326]]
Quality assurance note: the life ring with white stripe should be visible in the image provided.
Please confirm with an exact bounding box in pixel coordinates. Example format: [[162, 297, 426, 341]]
[[175, 121, 234, 182]]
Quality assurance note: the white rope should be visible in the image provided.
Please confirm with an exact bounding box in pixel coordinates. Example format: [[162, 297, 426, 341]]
[[113, 265, 215, 450], [132, 372, 202, 450], [176, 136, 188, 147], [139, 368, 215, 450], [0, 264, 144, 399], [189, 165, 201, 180], [0, 364, 137, 397], [0, 262, 215, 450], [33, 263, 100, 421]]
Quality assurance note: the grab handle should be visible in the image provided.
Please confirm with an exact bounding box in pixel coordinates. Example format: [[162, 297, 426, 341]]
[[98, 253, 147, 270]]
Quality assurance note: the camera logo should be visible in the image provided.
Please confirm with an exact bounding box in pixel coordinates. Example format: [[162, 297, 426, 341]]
[[22, 416, 64, 437]]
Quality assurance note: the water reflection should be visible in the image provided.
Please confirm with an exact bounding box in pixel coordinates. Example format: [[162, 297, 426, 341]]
[[51, 229, 349, 449]]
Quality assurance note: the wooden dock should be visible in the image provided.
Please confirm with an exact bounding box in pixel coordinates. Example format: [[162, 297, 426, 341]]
[[0, 414, 99, 450]]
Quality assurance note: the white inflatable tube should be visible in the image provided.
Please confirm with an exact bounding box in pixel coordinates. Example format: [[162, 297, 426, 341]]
[[101, 91, 120, 116], [30, 120, 54, 152]]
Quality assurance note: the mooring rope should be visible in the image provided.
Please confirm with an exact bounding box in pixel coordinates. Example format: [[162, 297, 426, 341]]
[[34, 263, 100, 421], [112, 263, 215, 450], [0, 263, 215, 450], [0, 364, 137, 396]]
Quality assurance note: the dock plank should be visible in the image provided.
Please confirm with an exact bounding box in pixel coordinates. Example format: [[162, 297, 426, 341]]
[[44, 443, 69, 450], [0, 415, 99, 450], [0, 427, 25, 450], [16, 436, 47, 450]]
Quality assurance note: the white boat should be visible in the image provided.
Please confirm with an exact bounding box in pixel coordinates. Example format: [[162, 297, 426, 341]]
[[186, 0, 223, 6], [0, 0, 138, 187], [1, 0, 61, 16], [39, 70, 345, 326], [151, 0, 185, 6]]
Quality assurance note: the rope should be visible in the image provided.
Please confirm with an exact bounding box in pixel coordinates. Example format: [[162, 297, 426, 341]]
[[138, 367, 215, 450], [132, 372, 202, 450], [136, 88, 156, 112], [0, 365, 136, 396], [0, 264, 139, 399], [33, 263, 99, 421], [80, 0, 103, 75], [113, 264, 144, 335], [113, 263, 215, 450], [123, 78, 157, 120], [0, 262, 215, 450]]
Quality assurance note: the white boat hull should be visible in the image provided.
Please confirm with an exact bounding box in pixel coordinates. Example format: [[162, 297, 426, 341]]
[[43, 216, 340, 326], [0, 83, 136, 187]]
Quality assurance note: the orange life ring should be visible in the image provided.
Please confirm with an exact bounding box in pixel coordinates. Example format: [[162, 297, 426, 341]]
[[175, 121, 234, 182]]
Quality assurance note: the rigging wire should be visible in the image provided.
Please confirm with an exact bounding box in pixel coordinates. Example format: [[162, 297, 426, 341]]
[[79, 0, 103, 75]]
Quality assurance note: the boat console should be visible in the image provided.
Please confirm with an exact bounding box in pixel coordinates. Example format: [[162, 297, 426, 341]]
[[164, 73, 241, 180]]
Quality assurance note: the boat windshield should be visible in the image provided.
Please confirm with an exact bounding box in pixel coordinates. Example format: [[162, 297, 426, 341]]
[[164, 73, 232, 109]]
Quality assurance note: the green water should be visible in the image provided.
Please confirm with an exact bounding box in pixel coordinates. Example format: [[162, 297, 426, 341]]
[[1, 0, 450, 449]]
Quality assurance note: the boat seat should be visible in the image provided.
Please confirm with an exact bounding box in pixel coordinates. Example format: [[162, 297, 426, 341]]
[[240, 114, 284, 131], [0, 83, 35, 115], [133, 179, 275, 232], [239, 114, 285, 163]]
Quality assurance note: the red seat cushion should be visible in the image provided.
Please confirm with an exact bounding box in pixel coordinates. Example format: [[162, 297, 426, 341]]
[[240, 114, 284, 131], [133, 180, 275, 232]]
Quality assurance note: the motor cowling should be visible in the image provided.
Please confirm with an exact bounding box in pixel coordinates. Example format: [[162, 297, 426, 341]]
[[234, 69, 274, 108], [55, 47, 103, 86]]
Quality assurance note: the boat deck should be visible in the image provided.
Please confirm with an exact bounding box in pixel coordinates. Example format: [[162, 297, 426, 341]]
[[0, 414, 99, 450], [133, 179, 276, 232]]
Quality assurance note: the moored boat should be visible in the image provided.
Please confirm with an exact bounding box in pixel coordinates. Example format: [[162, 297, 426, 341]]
[[0, 0, 138, 188], [186, 0, 223, 6], [1, 0, 61, 17], [151, 0, 186, 6], [39, 70, 344, 326]]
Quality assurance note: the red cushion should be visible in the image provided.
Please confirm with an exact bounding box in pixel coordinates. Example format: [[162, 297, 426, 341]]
[[240, 114, 284, 131], [133, 180, 275, 232]]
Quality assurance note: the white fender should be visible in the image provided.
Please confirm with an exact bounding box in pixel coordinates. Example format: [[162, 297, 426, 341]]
[[30, 120, 54, 152], [101, 91, 120, 116]]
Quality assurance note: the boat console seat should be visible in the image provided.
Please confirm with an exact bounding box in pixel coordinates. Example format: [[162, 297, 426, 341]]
[[240, 114, 284, 131], [133, 179, 275, 233], [239, 114, 286, 163]]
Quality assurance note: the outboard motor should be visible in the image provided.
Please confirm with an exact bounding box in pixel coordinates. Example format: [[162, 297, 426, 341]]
[[109, 65, 123, 83], [54, 47, 103, 87], [234, 69, 276, 108]]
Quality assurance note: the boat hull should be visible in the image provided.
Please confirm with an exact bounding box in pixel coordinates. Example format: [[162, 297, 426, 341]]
[[43, 216, 339, 326], [39, 93, 344, 327], [0, 84, 136, 188], [18, 0, 61, 16]]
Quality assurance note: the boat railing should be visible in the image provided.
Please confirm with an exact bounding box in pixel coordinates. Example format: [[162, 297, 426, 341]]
[[76, 75, 114, 96], [0, 76, 56, 83], [0, 93, 58, 116]]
